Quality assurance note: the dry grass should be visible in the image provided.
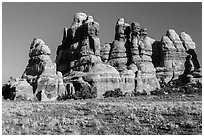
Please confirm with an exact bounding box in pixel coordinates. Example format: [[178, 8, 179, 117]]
[[2, 94, 202, 135]]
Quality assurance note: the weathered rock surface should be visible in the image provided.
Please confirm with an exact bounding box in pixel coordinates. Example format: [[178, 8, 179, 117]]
[[101, 19, 160, 95], [84, 63, 121, 98], [100, 43, 111, 63], [13, 79, 34, 101], [152, 29, 187, 83], [2, 77, 34, 101], [21, 38, 66, 101], [108, 18, 131, 72], [130, 24, 160, 94], [56, 12, 101, 74], [180, 32, 196, 50], [56, 13, 123, 98], [64, 62, 121, 98], [152, 29, 201, 85], [3, 13, 202, 100], [178, 54, 202, 85]]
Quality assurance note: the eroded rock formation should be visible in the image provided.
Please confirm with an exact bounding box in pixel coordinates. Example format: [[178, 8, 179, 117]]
[[56, 13, 122, 98], [20, 38, 66, 101], [2, 12, 202, 101], [101, 18, 160, 95], [2, 77, 34, 101], [152, 30, 186, 83]]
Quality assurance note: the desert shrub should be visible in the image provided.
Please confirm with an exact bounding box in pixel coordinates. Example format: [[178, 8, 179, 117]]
[[103, 88, 125, 98], [74, 85, 97, 100], [151, 87, 173, 95], [2, 84, 16, 100], [178, 85, 197, 94]]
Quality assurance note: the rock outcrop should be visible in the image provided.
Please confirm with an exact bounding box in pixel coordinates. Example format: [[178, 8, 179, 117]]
[[130, 25, 160, 94], [56, 13, 122, 98], [180, 32, 196, 50], [2, 77, 34, 101], [108, 18, 131, 72], [152, 29, 187, 83], [56, 12, 101, 74], [2, 13, 201, 100], [100, 19, 160, 95], [152, 29, 201, 85], [21, 38, 66, 101]]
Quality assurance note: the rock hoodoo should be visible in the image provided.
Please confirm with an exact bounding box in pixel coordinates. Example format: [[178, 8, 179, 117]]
[[21, 38, 66, 101], [152, 29, 201, 85], [101, 18, 160, 95], [2, 12, 202, 101], [56, 12, 122, 98]]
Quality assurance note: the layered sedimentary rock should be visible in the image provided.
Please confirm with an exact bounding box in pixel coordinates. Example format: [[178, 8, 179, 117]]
[[100, 43, 111, 63], [107, 19, 135, 94], [3, 13, 202, 100], [108, 18, 131, 72], [21, 38, 66, 101], [129, 22, 160, 94], [152, 29, 201, 84], [152, 29, 187, 83], [56, 12, 101, 74], [100, 19, 160, 95], [180, 32, 201, 71], [56, 13, 122, 98]]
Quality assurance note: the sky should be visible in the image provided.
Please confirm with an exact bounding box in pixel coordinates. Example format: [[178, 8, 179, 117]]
[[2, 2, 202, 83]]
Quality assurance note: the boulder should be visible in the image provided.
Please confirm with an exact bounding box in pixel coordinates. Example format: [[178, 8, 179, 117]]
[[14, 80, 34, 101], [180, 32, 196, 50], [2, 78, 34, 101], [29, 38, 51, 58]]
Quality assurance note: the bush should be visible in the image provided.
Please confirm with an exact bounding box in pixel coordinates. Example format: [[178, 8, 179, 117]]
[[150, 87, 173, 95], [2, 84, 16, 100], [73, 81, 97, 100], [103, 88, 125, 98]]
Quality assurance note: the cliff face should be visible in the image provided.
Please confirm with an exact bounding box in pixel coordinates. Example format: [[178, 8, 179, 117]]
[[2, 12, 202, 101]]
